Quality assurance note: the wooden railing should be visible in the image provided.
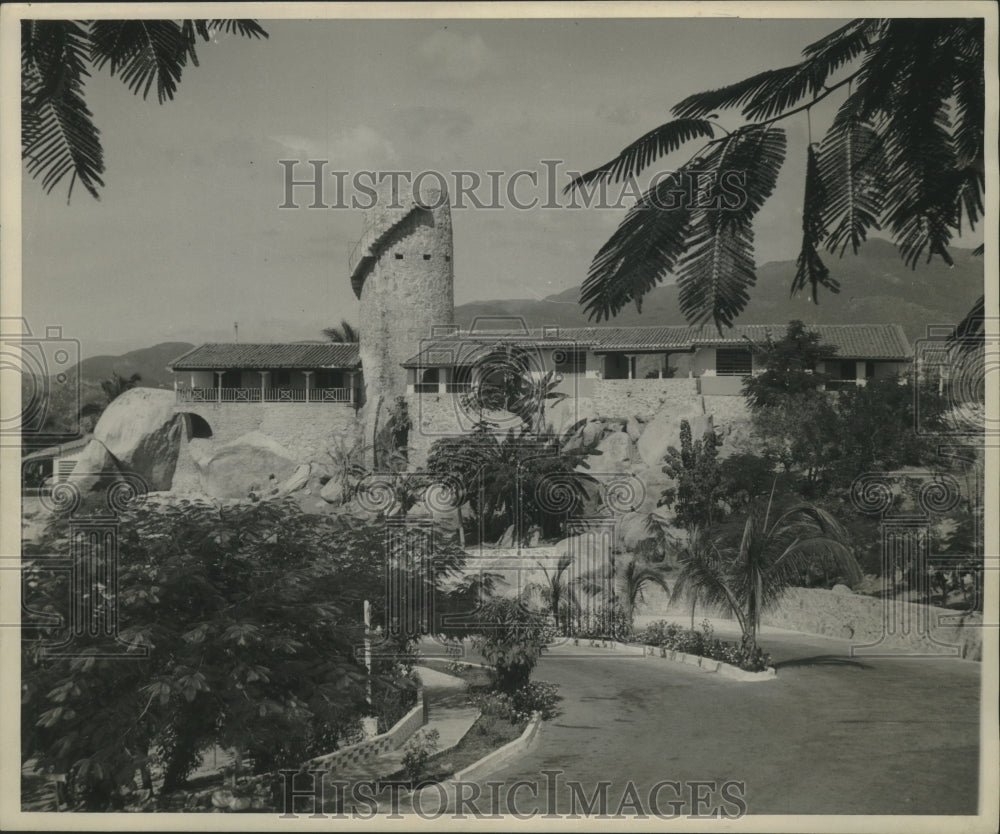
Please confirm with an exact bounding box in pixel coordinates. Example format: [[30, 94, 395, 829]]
[[176, 387, 352, 404]]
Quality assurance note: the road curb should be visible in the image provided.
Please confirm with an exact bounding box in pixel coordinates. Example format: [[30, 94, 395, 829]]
[[451, 711, 543, 783], [640, 644, 777, 681]]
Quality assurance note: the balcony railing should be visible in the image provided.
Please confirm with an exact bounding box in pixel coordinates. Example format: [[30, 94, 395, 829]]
[[177, 387, 353, 404]]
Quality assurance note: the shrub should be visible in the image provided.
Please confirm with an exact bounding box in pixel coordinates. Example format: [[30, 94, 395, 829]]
[[400, 729, 440, 783], [510, 682, 560, 720], [471, 598, 554, 694], [638, 619, 772, 672]]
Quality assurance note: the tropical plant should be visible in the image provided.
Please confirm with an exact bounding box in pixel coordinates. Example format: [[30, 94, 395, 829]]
[[524, 554, 581, 635], [669, 490, 860, 651], [400, 729, 440, 784], [21, 499, 468, 809], [567, 19, 984, 330], [77, 371, 143, 426], [21, 19, 268, 202], [659, 420, 725, 529], [322, 320, 360, 343], [426, 423, 597, 544], [579, 555, 672, 636], [742, 321, 836, 409], [471, 598, 554, 694]]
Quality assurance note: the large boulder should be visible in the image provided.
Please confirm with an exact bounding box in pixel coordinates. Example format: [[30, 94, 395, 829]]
[[545, 396, 598, 437], [594, 430, 634, 472], [636, 400, 712, 467], [62, 438, 122, 495], [198, 432, 298, 500], [92, 387, 186, 491], [632, 465, 677, 517]]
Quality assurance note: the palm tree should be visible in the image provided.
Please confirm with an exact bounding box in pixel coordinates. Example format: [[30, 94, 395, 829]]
[[567, 19, 983, 332], [577, 554, 672, 639], [21, 20, 268, 202], [101, 371, 142, 403], [322, 320, 360, 343], [525, 554, 581, 635], [670, 489, 860, 651]]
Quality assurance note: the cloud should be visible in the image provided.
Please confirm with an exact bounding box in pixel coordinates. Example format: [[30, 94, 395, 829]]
[[395, 106, 473, 142], [418, 29, 497, 81], [271, 126, 397, 167]]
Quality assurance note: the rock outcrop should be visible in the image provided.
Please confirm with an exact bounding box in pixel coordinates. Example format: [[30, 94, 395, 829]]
[[198, 432, 298, 500], [91, 387, 186, 491]]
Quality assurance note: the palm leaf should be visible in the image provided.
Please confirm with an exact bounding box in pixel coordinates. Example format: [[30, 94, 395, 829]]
[[565, 118, 716, 194], [21, 20, 104, 201], [675, 125, 786, 328], [208, 20, 269, 40], [89, 20, 190, 104], [816, 117, 885, 257], [579, 169, 694, 321], [791, 143, 838, 302]]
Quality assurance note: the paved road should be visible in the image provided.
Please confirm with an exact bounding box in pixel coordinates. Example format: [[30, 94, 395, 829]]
[[453, 628, 981, 818]]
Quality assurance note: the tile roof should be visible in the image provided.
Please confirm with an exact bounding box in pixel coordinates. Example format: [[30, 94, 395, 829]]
[[401, 323, 911, 366], [168, 343, 361, 370]]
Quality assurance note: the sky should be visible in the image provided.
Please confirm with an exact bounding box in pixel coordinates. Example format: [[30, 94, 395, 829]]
[[21, 15, 944, 358]]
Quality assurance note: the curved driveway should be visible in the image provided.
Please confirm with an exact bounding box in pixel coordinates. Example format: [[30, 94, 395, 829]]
[[464, 628, 980, 817]]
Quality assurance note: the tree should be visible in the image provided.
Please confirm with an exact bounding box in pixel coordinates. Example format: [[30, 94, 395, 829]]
[[78, 371, 143, 426], [659, 420, 725, 529], [669, 490, 860, 651], [426, 424, 597, 544], [742, 321, 836, 409], [21, 499, 467, 808], [322, 321, 360, 343], [22, 19, 268, 202], [568, 19, 984, 330], [470, 598, 553, 694]]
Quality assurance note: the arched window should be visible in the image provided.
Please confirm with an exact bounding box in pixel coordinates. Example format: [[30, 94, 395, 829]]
[[182, 413, 213, 439]]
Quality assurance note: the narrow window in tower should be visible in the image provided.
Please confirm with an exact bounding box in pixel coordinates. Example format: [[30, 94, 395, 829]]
[[444, 255, 451, 262], [394, 253, 404, 260], [423, 254, 431, 260]]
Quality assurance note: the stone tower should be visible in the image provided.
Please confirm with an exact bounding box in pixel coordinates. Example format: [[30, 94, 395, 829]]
[[349, 177, 454, 460]]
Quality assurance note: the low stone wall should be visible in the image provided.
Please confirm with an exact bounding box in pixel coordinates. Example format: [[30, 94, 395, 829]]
[[636, 586, 982, 660], [174, 402, 361, 462], [306, 687, 426, 774], [589, 378, 700, 422]]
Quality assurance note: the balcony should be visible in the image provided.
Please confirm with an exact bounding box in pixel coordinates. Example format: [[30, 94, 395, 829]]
[[176, 387, 353, 404]]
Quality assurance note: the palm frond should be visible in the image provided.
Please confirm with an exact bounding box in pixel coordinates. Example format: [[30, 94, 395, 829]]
[[208, 20, 269, 39], [675, 125, 786, 328], [88, 20, 190, 104], [791, 143, 838, 302], [579, 169, 694, 322], [21, 20, 104, 201], [565, 118, 716, 194], [816, 118, 885, 257]]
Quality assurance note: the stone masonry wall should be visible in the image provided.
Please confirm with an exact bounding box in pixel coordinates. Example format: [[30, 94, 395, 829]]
[[171, 403, 361, 486], [589, 378, 700, 421]]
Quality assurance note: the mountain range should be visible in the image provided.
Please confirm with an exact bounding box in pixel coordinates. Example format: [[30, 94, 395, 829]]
[[71, 239, 983, 391]]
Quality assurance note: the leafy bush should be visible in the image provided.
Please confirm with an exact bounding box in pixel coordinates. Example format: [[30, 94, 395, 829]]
[[638, 619, 773, 672], [471, 598, 554, 693], [21, 498, 469, 809], [471, 681, 560, 723], [401, 729, 440, 783]]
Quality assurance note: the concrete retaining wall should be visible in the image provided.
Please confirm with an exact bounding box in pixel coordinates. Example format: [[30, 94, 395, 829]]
[[307, 687, 426, 774], [637, 586, 982, 660]]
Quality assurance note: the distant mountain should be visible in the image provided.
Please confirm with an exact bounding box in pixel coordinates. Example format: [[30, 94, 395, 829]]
[[57, 241, 983, 396], [454, 239, 984, 343], [70, 342, 194, 390]]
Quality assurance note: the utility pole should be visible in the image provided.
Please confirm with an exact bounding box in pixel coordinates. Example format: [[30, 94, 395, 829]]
[[362, 599, 378, 738]]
